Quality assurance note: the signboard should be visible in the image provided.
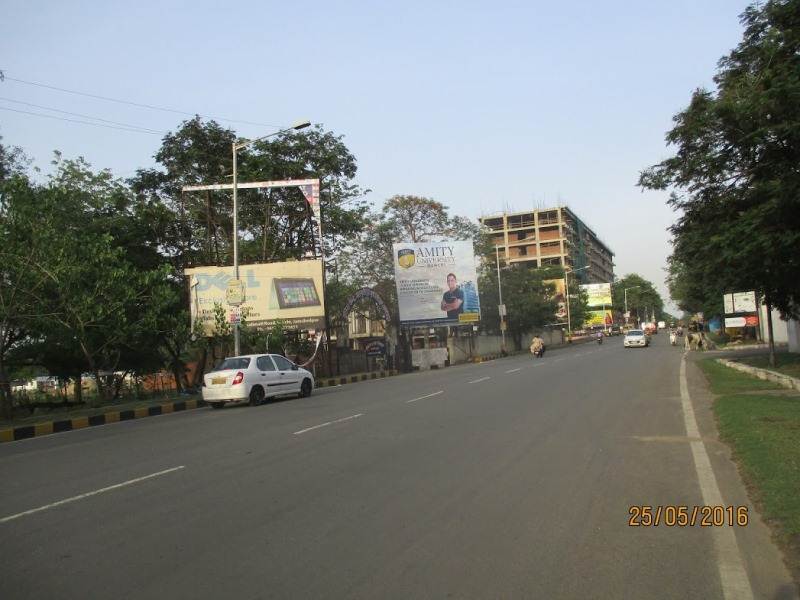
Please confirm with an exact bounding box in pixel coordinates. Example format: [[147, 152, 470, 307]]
[[545, 278, 567, 320], [723, 294, 735, 315], [186, 260, 325, 335], [745, 315, 759, 326], [725, 316, 747, 328], [393, 241, 481, 326], [364, 340, 386, 357], [226, 279, 245, 306], [498, 304, 507, 317], [580, 283, 612, 308], [723, 291, 756, 314], [586, 309, 613, 327], [734, 292, 757, 313]]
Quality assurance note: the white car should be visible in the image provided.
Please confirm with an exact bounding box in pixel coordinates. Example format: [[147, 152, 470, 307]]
[[624, 329, 650, 348], [202, 354, 314, 409]]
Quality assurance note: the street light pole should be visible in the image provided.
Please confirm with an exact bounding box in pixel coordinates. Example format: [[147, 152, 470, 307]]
[[495, 245, 506, 354], [624, 286, 640, 326], [231, 119, 311, 356]]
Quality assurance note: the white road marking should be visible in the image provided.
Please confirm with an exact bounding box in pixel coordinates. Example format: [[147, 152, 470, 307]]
[[505, 368, 521, 373], [293, 413, 363, 435], [406, 390, 444, 404], [0, 466, 185, 524], [680, 355, 753, 600], [468, 376, 491, 384]]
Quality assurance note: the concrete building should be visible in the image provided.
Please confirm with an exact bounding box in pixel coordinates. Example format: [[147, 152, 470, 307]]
[[480, 206, 614, 283]]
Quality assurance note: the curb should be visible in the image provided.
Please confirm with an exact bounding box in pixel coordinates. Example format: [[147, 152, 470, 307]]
[[0, 398, 207, 444], [716, 358, 800, 392], [1, 371, 403, 444], [314, 369, 400, 388]]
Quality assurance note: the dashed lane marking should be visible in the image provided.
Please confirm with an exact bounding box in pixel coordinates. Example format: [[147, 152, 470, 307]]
[[293, 413, 364, 435], [0, 466, 186, 524], [406, 391, 444, 404], [505, 368, 521, 373], [468, 377, 491, 384]]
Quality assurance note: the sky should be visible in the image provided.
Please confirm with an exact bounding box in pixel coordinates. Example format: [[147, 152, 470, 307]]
[[0, 0, 753, 313]]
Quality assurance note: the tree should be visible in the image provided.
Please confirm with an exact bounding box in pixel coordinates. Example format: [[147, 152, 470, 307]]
[[639, 0, 800, 360], [0, 165, 45, 417], [479, 266, 559, 348], [666, 259, 722, 318], [130, 119, 369, 270], [611, 274, 666, 324], [338, 195, 481, 296]]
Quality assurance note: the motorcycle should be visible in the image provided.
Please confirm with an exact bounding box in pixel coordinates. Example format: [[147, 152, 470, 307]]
[[596, 335, 603, 345], [670, 332, 677, 346]]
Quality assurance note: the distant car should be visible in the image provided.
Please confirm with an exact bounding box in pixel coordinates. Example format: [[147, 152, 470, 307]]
[[624, 329, 650, 348], [202, 354, 314, 409]]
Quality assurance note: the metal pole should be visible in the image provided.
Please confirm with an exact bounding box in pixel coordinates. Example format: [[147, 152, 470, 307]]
[[232, 142, 240, 356], [495, 246, 506, 353], [624, 288, 628, 321], [565, 269, 571, 334]]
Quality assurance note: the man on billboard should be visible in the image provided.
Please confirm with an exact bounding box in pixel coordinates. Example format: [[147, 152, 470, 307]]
[[441, 273, 464, 319]]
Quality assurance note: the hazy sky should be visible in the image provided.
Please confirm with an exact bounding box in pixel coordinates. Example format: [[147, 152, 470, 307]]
[[1, 1, 752, 311]]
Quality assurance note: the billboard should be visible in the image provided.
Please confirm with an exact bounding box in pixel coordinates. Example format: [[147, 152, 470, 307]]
[[545, 278, 567, 320], [586, 309, 613, 327], [580, 283, 612, 308], [723, 291, 757, 314], [393, 241, 480, 326], [186, 260, 325, 335]]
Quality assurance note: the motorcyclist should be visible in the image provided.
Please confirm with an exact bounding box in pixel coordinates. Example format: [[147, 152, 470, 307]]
[[596, 330, 603, 344], [530, 335, 545, 357]]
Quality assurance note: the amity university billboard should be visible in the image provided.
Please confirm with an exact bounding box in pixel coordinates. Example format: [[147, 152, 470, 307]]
[[186, 260, 325, 335], [393, 241, 481, 326]]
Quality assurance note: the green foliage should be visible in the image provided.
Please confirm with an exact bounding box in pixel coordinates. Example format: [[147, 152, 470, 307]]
[[639, 0, 800, 318], [338, 194, 481, 299], [611, 274, 666, 323], [479, 265, 558, 345], [129, 119, 369, 270]]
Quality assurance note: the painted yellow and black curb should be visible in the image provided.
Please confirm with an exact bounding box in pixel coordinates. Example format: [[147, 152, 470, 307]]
[[0, 398, 207, 444], [0, 372, 401, 444], [315, 369, 399, 388]]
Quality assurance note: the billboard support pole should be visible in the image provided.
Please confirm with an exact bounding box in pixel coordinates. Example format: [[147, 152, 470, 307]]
[[232, 142, 241, 356]]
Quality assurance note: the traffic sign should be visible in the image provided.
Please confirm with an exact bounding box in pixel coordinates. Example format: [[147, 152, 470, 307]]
[[226, 279, 245, 306]]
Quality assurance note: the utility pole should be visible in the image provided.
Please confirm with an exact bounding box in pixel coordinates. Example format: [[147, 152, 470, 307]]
[[495, 246, 506, 354]]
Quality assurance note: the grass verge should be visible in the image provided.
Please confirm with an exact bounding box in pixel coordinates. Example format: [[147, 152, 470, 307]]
[[698, 358, 800, 585], [738, 353, 800, 379]]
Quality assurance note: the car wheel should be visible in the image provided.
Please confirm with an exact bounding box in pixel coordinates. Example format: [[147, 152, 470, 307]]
[[210, 402, 224, 410], [299, 378, 312, 398], [249, 386, 265, 406]]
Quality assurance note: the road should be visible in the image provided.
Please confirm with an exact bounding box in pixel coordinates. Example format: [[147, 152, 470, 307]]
[[0, 335, 796, 599]]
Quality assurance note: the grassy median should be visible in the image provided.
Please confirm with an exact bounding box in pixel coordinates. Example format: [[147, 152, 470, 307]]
[[698, 359, 800, 583], [738, 352, 800, 379]]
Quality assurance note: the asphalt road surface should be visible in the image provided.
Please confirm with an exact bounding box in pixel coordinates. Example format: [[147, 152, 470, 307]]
[[1, 335, 796, 599]]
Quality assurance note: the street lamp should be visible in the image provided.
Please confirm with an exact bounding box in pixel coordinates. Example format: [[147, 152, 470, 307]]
[[624, 286, 640, 326], [495, 245, 506, 354], [231, 119, 311, 355], [565, 265, 589, 334]]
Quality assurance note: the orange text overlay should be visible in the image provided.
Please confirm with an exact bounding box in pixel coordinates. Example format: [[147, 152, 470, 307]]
[[628, 505, 749, 527]]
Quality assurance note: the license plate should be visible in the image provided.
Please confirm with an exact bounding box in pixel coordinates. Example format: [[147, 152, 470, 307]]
[[212, 377, 227, 385]]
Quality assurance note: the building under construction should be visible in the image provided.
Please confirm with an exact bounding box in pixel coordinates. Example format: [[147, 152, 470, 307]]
[[479, 206, 614, 283]]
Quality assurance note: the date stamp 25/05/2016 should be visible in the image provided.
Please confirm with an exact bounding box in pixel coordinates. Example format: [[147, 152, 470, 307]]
[[628, 505, 749, 527]]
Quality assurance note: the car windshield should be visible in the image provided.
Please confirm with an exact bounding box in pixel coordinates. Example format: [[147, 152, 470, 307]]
[[628, 330, 644, 336], [213, 357, 250, 371]]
